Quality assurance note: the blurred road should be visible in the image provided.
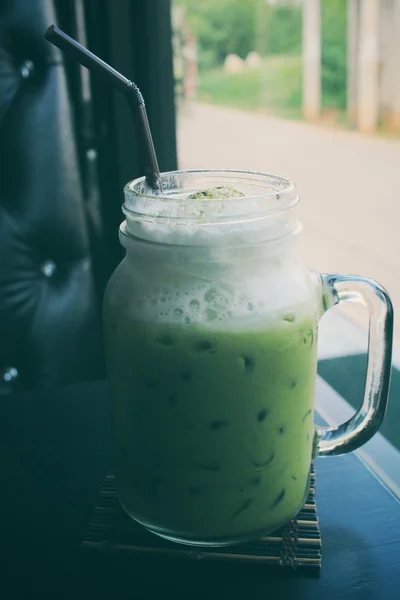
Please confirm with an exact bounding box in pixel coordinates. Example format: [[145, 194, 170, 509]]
[[178, 103, 400, 350]]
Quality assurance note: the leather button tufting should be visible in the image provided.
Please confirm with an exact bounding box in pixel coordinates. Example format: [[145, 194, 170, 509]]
[[20, 60, 35, 78], [40, 260, 57, 278], [2, 367, 19, 383]]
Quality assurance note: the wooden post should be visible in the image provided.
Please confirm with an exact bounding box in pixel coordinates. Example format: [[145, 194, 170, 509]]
[[391, 1, 400, 129], [357, 0, 380, 133], [302, 0, 321, 120], [183, 35, 197, 101]]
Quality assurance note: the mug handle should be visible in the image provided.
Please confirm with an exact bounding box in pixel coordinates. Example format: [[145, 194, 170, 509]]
[[316, 274, 393, 457]]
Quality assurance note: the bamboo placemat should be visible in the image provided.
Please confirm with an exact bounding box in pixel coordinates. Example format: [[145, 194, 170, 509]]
[[82, 464, 321, 571]]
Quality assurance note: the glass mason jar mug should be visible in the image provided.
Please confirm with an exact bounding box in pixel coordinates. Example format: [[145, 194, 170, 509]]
[[103, 170, 393, 547]]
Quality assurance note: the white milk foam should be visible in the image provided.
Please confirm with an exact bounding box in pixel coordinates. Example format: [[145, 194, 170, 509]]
[[131, 262, 316, 329], [121, 186, 315, 328]]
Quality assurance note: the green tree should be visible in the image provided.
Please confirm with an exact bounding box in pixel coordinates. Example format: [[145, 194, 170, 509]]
[[321, 0, 347, 109], [175, 0, 303, 70], [268, 5, 302, 56], [174, 0, 347, 114], [176, 0, 259, 69]]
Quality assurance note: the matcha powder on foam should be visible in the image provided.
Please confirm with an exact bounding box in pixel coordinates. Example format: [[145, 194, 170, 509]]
[[187, 187, 245, 200]]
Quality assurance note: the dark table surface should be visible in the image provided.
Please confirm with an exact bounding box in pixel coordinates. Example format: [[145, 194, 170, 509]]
[[1, 380, 400, 599]]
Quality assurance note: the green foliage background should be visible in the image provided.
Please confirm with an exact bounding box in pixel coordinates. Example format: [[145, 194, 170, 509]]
[[174, 0, 347, 112]]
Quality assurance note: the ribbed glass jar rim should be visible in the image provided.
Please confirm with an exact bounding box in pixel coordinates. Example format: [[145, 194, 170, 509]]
[[122, 169, 299, 247]]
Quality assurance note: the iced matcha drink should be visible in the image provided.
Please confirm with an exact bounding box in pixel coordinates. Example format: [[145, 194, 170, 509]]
[[103, 174, 392, 545], [104, 308, 317, 543]]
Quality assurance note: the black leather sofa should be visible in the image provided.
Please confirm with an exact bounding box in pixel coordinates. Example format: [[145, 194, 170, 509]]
[[0, 0, 177, 394], [0, 0, 103, 393]]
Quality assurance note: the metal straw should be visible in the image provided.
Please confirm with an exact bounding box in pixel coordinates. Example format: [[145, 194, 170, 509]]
[[45, 25, 161, 190]]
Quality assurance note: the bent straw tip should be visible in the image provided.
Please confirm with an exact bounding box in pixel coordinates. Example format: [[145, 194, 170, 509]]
[[45, 24, 56, 40]]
